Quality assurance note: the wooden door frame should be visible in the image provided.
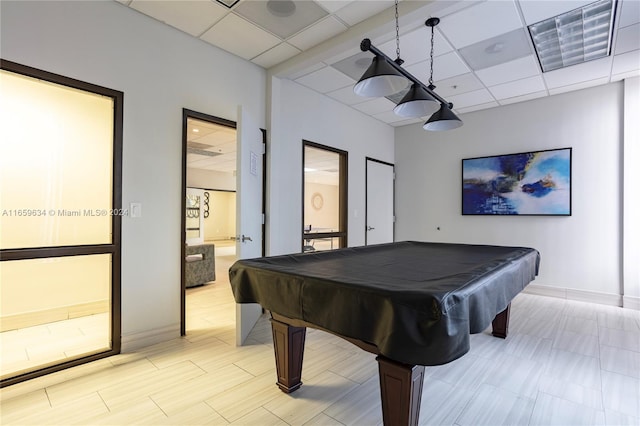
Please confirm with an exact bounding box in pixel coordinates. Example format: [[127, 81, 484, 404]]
[[180, 109, 267, 336], [301, 141, 348, 251], [0, 59, 123, 387], [365, 157, 395, 246]]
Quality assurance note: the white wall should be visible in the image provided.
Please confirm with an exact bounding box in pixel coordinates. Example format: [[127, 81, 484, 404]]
[[1, 0, 266, 349], [395, 83, 624, 301], [268, 77, 395, 255], [623, 77, 640, 309]]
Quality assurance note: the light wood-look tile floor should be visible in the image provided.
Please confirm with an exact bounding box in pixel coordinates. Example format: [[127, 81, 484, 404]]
[[1, 253, 639, 425]]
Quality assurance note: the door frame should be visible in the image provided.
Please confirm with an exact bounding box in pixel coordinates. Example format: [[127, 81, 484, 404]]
[[301, 140, 348, 251], [365, 157, 395, 245], [0, 59, 123, 387], [180, 109, 267, 336]]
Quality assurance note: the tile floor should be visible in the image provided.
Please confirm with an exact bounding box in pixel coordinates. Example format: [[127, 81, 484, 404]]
[[1, 252, 639, 425], [0, 313, 110, 381]]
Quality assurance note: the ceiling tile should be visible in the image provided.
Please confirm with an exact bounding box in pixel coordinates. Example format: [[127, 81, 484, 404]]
[[129, 0, 228, 37], [200, 14, 281, 60], [438, 0, 523, 48], [233, 0, 328, 39], [447, 88, 495, 109], [458, 28, 532, 70], [611, 68, 640, 81], [612, 49, 640, 75], [475, 55, 540, 87], [315, 0, 351, 14], [518, 0, 593, 25], [252, 43, 301, 69], [287, 62, 328, 80], [378, 26, 453, 66], [489, 75, 546, 100], [456, 101, 499, 115], [405, 51, 470, 83], [615, 23, 640, 55], [372, 110, 408, 124], [326, 85, 367, 105], [352, 97, 396, 115], [334, 1, 392, 26], [389, 117, 423, 127], [548, 77, 611, 96], [432, 73, 484, 98], [498, 90, 547, 105], [295, 65, 355, 93], [618, 0, 640, 28], [288, 16, 348, 51], [543, 56, 613, 88], [331, 51, 375, 80]]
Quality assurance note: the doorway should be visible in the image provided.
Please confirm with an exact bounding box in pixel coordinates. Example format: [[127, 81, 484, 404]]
[[302, 141, 348, 252], [0, 60, 122, 386], [180, 109, 266, 339], [181, 111, 238, 335], [366, 158, 395, 245]]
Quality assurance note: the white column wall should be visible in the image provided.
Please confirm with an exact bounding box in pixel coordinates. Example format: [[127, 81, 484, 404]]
[[623, 77, 640, 309]]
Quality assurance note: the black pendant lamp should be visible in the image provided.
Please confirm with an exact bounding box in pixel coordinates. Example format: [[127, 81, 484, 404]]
[[353, 56, 409, 97], [393, 83, 439, 117], [421, 17, 463, 131], [423, 103, 463, 131], [354, 5, 462, 131], [353, 0, 409, 97]]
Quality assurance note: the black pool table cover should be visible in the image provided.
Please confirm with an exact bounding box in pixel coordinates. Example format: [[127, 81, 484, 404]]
[[229, 241, 540, 366]]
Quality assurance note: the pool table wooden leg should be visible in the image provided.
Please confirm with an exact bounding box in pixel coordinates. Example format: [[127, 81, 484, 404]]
[[492, 303, 511, 338], [270, 318, 306, 393], [377, 356, 425, 426]]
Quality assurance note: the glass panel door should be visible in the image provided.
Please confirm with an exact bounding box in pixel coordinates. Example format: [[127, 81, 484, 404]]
[[0, 61, 122, 385]]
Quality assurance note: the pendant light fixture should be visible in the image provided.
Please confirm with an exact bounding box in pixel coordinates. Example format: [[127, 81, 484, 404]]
[[353, 56, 409, 97], [421, 17, 462, 131], [353, 0, 409, 97], [353, 5, 462, 131]]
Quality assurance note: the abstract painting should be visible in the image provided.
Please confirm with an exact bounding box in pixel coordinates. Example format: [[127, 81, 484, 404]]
[[462, 148, 571, 215]]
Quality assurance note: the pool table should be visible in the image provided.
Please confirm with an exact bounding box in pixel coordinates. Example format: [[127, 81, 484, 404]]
[[229, 241, 540, 426]]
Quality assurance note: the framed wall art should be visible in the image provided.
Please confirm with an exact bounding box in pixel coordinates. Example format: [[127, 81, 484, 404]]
[[462, 147, 571, 216]]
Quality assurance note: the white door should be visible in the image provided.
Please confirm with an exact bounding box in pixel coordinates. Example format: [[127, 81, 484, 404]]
[[235, 105, 264, 345], [366, 159, 394, 245]]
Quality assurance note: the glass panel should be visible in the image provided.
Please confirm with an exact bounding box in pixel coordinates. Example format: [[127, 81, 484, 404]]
[[0, 254, 112, 380], [302, 236, 341, 252], [304, 146, 340, 236], [0, 70, 114, 249]]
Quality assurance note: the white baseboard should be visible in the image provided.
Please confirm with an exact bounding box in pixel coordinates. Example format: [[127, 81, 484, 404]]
[[523, 284, 622, 307], [121, 324, 180, 352], [623, 295, 640, 311]]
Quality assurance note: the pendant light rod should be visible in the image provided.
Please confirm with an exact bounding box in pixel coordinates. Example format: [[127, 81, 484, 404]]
[[359, 38, 453, 108]]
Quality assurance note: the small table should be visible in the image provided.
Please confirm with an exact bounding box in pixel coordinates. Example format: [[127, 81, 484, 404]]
[[230, 241, 539, 426]]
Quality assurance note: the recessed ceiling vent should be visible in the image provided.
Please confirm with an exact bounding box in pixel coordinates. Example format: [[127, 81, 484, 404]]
[[528, 0, 616, 73]]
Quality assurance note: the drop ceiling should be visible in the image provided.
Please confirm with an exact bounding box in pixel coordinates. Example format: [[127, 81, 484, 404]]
[[119, 0, 640, 128]]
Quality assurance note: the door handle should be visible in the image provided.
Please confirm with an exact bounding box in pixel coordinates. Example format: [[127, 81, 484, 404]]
[[367, 226, 375, 231], [241, 234, 253, 242]]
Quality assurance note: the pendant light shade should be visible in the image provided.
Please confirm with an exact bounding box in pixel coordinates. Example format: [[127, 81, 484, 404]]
[[423, 104, 463, 131], [393, 84, 440, 118], [353, 56, 409, 97]]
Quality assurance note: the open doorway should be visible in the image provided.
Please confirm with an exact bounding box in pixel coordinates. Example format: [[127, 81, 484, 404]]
[[181, 111, 238, 335]]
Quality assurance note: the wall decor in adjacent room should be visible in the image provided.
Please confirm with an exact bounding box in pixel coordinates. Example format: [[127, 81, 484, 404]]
[[462, 147, 571, 216]]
